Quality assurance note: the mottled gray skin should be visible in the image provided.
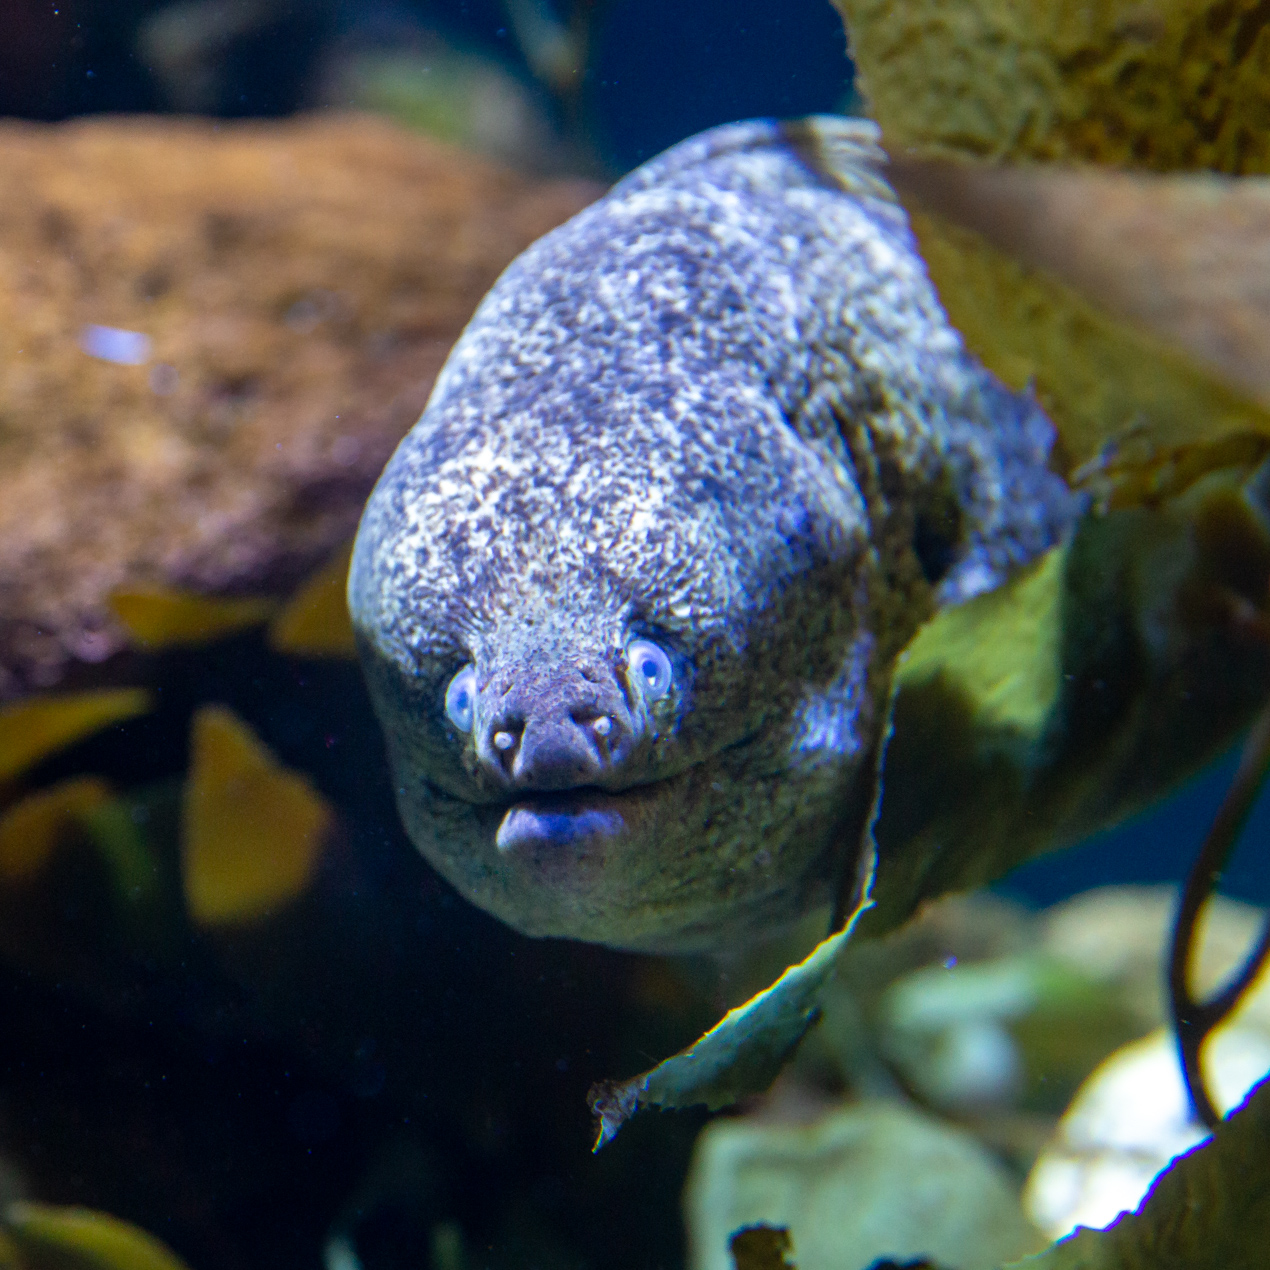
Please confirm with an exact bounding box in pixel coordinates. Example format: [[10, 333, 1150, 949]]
[[349, 118, 1074, 954]]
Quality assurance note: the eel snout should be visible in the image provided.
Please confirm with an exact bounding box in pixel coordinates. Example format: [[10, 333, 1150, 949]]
[[475, 656, 644, 857], [476, 657, 639, 792]]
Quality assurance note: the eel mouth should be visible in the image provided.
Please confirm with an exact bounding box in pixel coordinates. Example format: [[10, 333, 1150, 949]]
[[488, 737, 759, 859], [494, 786, 646, 853]]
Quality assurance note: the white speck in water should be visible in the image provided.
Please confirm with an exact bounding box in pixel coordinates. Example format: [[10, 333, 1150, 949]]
[[593, 716, 612, 736], [79, 324, 151, 365], [494, 731, 516, 751]]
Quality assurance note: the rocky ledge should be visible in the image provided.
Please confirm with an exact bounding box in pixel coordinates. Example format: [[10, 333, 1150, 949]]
[[0, 113, 600, 697]]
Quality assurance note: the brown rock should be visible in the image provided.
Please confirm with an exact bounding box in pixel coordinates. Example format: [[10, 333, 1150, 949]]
[[0, 113, 601, 697]]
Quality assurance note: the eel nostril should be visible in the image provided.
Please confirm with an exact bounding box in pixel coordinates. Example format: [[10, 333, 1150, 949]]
[[487, 719, 525, 777]]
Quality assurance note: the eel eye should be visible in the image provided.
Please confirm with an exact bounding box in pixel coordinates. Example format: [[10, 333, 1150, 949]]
[[444, 664, 477, 732], [627, 639, 673, 701]]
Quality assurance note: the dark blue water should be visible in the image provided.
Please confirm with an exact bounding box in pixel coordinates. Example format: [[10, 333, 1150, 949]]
[[1, 0, 854, 173], [1004, 746, 1270, 909], [590, 0, 852, 167]]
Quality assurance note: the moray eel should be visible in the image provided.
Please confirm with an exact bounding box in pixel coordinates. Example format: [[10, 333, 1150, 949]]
[[349, 118, 1074, 954]]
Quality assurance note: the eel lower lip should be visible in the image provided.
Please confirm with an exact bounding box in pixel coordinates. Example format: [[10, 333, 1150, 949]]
[[495, 790, 627, 852]]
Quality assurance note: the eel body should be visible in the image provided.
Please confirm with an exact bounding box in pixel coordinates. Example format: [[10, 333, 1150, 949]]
[[349, 117, 1073, 953]]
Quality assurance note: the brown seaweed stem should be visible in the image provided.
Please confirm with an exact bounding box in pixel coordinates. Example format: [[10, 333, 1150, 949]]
[[1169, 696, 1270, 1127]]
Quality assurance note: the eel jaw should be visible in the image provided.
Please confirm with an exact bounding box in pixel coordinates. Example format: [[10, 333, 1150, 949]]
[[495, 789, 630, 853]]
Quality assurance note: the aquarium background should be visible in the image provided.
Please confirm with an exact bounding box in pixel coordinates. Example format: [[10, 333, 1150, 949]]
[[0, 3, 1267, 1270], [1, 0, 855, 172]]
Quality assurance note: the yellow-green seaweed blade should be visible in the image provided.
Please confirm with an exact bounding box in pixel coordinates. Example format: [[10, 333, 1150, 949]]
[[1006, 1074, 1270, 1270], [589, 912, 867, 1150]]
